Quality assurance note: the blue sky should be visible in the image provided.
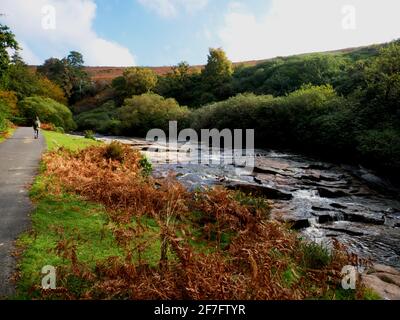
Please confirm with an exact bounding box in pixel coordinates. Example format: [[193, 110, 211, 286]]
[[2, 0, 400, 66], [87, 0, 271, 65]]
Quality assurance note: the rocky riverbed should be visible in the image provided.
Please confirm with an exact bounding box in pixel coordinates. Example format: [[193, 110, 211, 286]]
[[97, 136, 400, 270]]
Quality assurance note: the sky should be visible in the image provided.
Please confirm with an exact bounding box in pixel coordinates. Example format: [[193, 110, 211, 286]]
[[1, 0, 400, 67]]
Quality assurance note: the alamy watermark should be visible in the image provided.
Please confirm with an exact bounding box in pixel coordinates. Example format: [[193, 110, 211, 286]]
[[145, 121, 255, 174], [41, 5, 56, 30], [341, 265, 366, 290], [342, 5, 357, 30], [41, 265, 56, 290]]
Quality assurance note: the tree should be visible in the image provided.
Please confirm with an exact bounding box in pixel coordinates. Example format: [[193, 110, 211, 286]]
[[118, 93, 188, 136], [37, 77, 68, 105], [201, 48, 234, 103], [19, 96, 76, 131], [364, 42, 400, 115], [0, 90, 18, 116], [5, 63, 42, 99], [11, 50, 24, 65], [67, 51, 84, 68], [202, 48, 233, 83], [38, 58, 72, 96], [0, 24, 19, 83], [4, 61, 67, 104], [156, 61, 202, 107], [37, 51, 90, 102], [112, 67, 158, 103]]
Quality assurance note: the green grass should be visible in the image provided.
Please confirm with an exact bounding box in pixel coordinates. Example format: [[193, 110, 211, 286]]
[[15, 175, 123, 299], [42, 130, 101, 151], [301, 242, 331, 269], [363, 288, 382, 300], [14, 131, 107, 298], [15, 131, 166, 299], [15, 174, 170, 299]]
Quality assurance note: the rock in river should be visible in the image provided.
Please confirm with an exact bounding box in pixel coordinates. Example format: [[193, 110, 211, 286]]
[[317, 187, 349, 198], [226, 183, 293, 200]]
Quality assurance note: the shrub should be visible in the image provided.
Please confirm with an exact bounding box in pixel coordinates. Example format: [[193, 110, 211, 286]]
[[55, 127, 65, 134], [301, 242, 331, 269], [40, 123, 56, 131], [0, 90, 18, 116], [191, 85, 345, 150], [75, 100, 120, 134], [190, 93, 272, 131], [0, 113, 7, 133], [84, 130, 95, 140], [104, 141, 125, 162], [357, 128, 400, 173], [139, 155, 153, 176], [19, 96, 76, 131], [118, 93, 189, 136]]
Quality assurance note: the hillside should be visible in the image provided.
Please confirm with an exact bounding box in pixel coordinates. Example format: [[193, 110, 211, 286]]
[[84, 60, 265, 82], [28, 44, 382, 83]]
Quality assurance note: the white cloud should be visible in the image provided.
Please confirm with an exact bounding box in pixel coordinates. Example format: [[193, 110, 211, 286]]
[[1, 0, 136, 66], [218, 0, 400, 62], [138, 0, 208, 18]]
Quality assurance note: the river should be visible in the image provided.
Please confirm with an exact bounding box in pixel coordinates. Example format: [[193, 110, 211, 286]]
[[96, 135, 400, 268]]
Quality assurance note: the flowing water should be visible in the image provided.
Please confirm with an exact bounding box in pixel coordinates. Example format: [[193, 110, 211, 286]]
[[97, 135, 400, 268]]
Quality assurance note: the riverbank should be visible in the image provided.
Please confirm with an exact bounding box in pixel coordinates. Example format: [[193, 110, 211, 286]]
[[13, 130, 378, 300]]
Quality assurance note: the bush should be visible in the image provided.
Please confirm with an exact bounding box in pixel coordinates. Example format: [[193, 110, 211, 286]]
[[0, 112, 7, 133], [104, 141, 125, 162], [357, 128, 400, 174], [118, 93, 189, 136], [84, 130, 95, 140], [139, 155, 153, 176], [191, 85, 345, 150], [190, 93, 272, 131], [75, 100, 120, 134], [0, 90, 18, 116], [301, 242, 331, 269], [19, 96, 76, 131]]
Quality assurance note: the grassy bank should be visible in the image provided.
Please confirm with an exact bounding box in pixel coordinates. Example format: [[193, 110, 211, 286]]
[[15, 132, 107, 299], [15, 131, 374, 300], [0, 126, 16, 143], [42, 130, 101, 151]]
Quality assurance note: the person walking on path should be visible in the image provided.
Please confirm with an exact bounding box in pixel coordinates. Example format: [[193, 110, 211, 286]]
[[33, 116, 41, 139]]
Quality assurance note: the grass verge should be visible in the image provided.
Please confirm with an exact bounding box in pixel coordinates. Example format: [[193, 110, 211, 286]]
[[42, 130, 101, 151], [0, 126, 16, 143]]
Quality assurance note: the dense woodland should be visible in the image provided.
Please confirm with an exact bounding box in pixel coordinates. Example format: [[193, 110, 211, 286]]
[[1, 23, 399, 179]]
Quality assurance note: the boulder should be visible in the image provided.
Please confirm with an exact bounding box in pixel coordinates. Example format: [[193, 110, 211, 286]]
[[330, 203, 348, 209], [317, 187, 349, 198], [307, 163, 333, 170], [311, 211, 336, 224], [279, 217, 310, 230], [343, 212, 385, 225], [361, 274, 400, 300], [375, 273, 400, 287], [320, 225, 365, 236], [368, 264, 400, 276], [253, 166, 285, 176]]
